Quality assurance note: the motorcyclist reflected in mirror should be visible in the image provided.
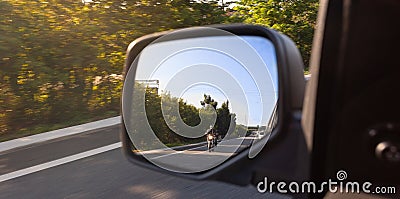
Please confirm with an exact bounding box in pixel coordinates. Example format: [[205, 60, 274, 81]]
[[205, 125, 219, 152]]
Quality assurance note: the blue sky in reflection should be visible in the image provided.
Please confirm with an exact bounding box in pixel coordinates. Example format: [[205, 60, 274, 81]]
[[136, 35, 277, 126]]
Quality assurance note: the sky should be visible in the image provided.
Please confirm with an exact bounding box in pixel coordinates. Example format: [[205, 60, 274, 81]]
[[135, 32, 278, 126]]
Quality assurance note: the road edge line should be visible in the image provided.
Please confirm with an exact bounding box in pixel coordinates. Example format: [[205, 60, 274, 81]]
[[0, 142, 122, 183], [0, 116, 121, 153]]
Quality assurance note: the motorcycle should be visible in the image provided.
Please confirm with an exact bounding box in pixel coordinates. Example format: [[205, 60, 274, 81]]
[[207, 134, 215, 152]]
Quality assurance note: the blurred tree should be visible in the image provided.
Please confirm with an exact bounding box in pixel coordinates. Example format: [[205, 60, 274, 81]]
[[1, 0, 316, 141], [230, 0, 319, 69], [0, 0, 229, 140]]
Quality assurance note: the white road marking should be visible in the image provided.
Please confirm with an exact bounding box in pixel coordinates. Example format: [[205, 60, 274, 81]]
[[0, 116, 121, 153], [0, 142, 121, 183]]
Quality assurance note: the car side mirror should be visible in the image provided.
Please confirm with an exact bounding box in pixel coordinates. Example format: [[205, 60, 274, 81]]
[[121, 24, 308, 187]]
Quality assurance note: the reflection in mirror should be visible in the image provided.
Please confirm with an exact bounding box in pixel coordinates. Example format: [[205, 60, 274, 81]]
[[123, 31, 278, 173]]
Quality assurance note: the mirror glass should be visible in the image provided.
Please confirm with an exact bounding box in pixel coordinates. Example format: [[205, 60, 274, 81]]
[[123, 30, 278, 173]]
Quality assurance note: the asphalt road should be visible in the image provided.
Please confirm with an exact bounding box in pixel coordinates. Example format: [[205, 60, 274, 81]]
[[0, 125, 289, 199], [142, 137, 257, 173]]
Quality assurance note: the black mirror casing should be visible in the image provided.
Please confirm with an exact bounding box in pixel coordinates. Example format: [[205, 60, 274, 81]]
[[121, 24, 308, 187]]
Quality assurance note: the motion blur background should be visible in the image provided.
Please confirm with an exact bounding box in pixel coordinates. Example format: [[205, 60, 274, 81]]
[[0, 0, 318, 141]]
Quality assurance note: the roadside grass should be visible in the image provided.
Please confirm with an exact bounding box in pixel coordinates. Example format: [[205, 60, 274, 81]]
[[165, 143, 185, 147]]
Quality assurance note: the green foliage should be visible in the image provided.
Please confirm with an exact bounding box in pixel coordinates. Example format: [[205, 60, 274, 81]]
[[200, 94, 218, 109], [0, 0, 228, 140], [216, 100, 235, 138], [128, 84, 203, 149], [0, 0, 318, 141], [199, 95, 237, 138], [229, 0, 319, 69], [226, 123, 247, 139], [128, 86, 239, 148]]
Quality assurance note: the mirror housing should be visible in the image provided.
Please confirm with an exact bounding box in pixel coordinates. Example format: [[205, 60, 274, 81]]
[[121, 24, 307, 186]]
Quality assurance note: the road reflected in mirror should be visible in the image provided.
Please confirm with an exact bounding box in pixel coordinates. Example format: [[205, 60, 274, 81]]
[[123, 30, 278, 173]]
